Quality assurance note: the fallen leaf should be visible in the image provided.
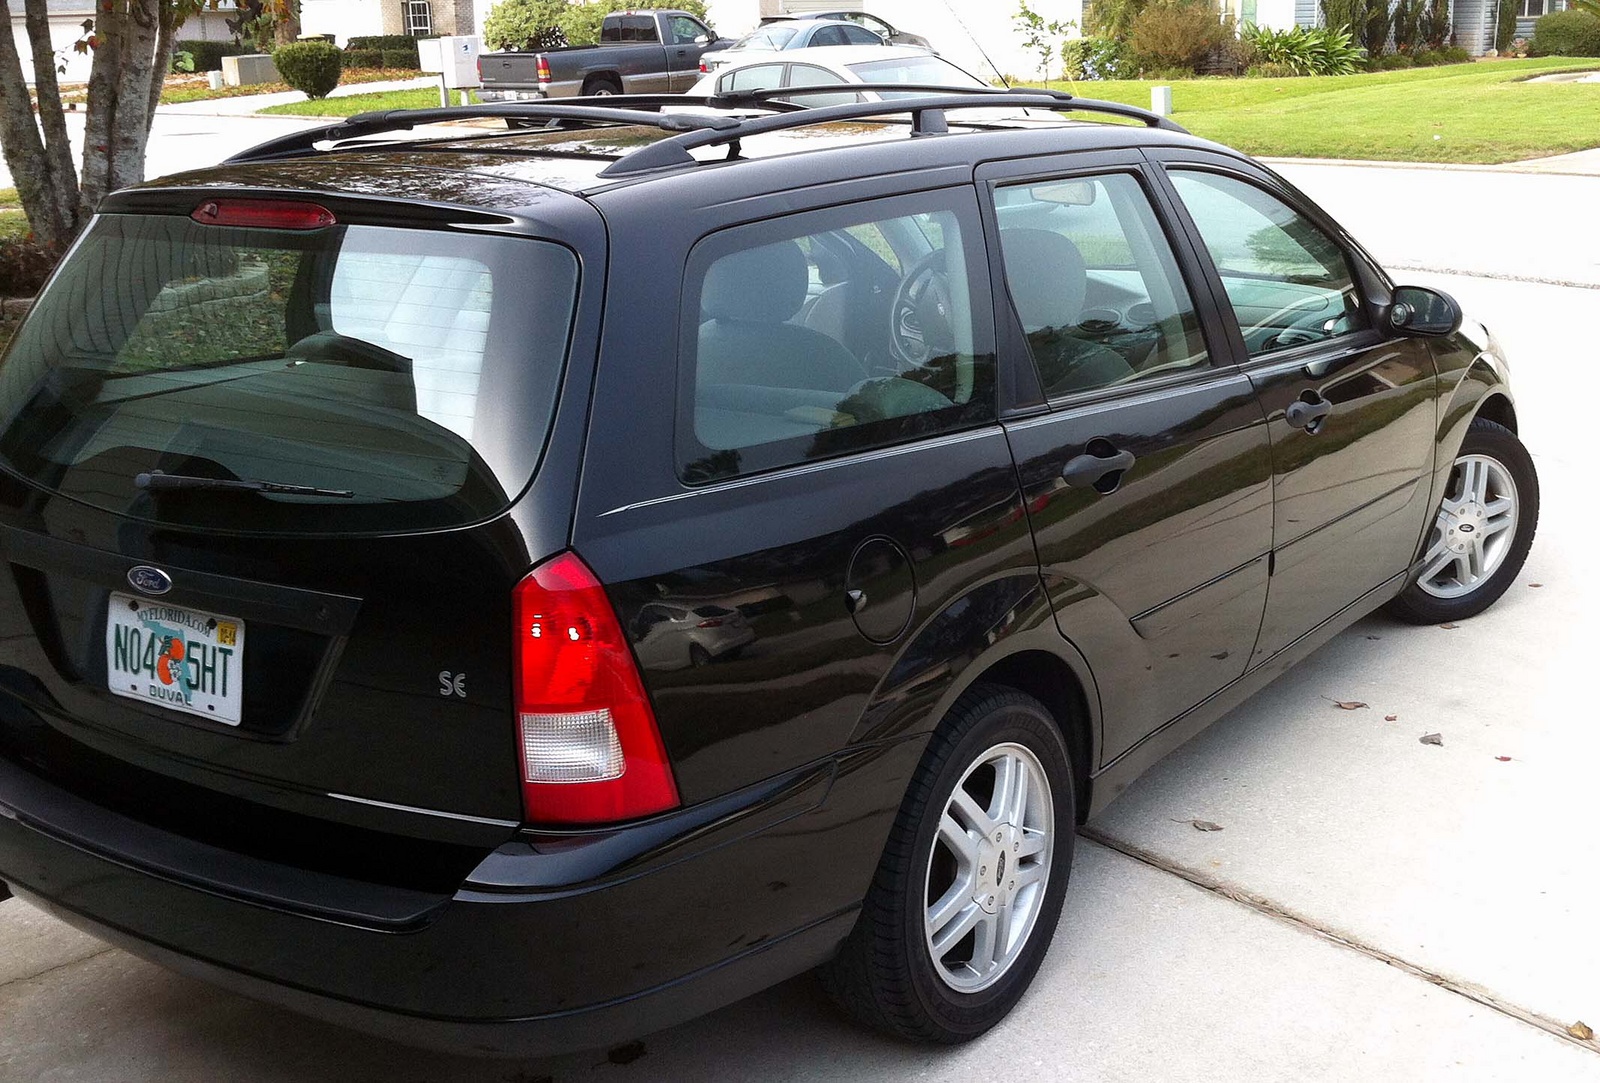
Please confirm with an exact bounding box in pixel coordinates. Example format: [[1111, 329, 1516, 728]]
[[1385, 714, 1398, 722], [1170, 818, 1224, 831], [1365, 635, 1382, 641], [1529, 582, 1543, 588], [1439, 622, 1459, 630], [1420, 732, 1444, 746], [1568, 1021, 1594, 1041], [1495, 755, 1512, 762], [1333, 700, 1368, 711]]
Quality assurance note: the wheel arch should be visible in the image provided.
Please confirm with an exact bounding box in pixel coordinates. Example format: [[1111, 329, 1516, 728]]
[[966, 649, 1096, 825], [1475, 391, 1517, 435]]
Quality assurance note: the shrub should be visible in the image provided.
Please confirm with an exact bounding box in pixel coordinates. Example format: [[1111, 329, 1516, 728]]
[[1420, 0, 1451, 49], [1128, 0, 1229, 74], [1062, 36, 1134, 79], [1530, 9, 1600, 55], [346, 35, 424, 53], [1504, 36, 1530, 56], [1392, 0, 1424, 53], [1244, 61, 1300, 76], [1084, 0, 1149, 38], [1496, 0, 1518, 52], [176, 39, 246, 72], [273, 40, 343, 99], [483, 0, 710, 51], [1372, 52, 1416, 68], [1437, 44, 1470, 61], [0, 238, 62, 298], [343, 48, 384, 70], [382, 48, 422, 69], [1243, 23, 1364, 75]]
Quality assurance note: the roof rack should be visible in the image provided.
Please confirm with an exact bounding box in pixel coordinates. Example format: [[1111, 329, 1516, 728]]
[[224, 86, 1186, 172]]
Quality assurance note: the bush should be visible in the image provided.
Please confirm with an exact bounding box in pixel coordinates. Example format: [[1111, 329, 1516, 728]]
[[273, 40, 343, 99], [1084, 0, 1149, 38], [1371, 52, 1416, 68], [483, 0, 709, 51], [175, 39, 246, 72], [1496, 0, 1519, 52], [1437, 44, 1471, 61], [1243, 23, 1364, 75], [1392, 0, 1424, 54], [1530, 9, 1600, 55], [343, 48, 384, 70], [346, 35, 423, 53], [382, 48, 422, 69], [1244, 61, 1301, 77], [1128, 0, 1229, 74], [0, 238, 62, 298], [1062, 36, 1134, 79], [1420, 0, 1451, 49]]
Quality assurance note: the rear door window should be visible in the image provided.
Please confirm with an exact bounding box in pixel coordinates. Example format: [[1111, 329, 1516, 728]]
[[0, 213, 578, 534]]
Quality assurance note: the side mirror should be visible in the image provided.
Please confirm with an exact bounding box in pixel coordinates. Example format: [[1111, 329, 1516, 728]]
[[1387, 285, 1463, 338], [694, 34, 709, 44]]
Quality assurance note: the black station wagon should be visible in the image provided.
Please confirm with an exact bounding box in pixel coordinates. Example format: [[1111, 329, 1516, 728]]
[[0, 86, 1538, 1055]]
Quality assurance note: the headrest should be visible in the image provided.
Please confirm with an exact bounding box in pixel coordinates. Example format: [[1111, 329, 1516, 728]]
[[702, 239, 809, 324], [998, 229, 1088, 334]]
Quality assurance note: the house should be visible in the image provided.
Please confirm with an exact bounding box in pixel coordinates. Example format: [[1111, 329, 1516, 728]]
[[301, 0, 500, 45], [7, 0, 234, 84], [1288, 0, 1565, 53]]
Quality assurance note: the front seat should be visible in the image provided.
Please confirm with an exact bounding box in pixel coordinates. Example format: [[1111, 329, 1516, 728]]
[[998, 228, 1134, 395], [698, 240, 867, 393]]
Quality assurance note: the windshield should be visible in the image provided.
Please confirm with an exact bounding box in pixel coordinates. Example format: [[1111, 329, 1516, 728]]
[[847, 55, 988, 95], [0, 213, 578, 534], [731, 26, 798, 51]]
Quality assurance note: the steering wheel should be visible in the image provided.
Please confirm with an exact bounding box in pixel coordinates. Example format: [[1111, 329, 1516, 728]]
[[1258, 291, 1340, 353], [888, 249, 957, 368]]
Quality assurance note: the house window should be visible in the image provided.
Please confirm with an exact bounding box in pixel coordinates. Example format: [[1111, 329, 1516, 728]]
[[405, 0, 433, 36], [1517, 0, 1564, 16]]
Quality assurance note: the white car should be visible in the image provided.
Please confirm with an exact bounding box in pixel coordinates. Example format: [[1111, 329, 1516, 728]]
[[702, 18, 888, 73], [688, 45, 991, 107]]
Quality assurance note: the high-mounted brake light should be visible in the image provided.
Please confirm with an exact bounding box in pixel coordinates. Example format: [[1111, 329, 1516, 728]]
[[513, 552, 679, 825], [191, 199, 337, 231]]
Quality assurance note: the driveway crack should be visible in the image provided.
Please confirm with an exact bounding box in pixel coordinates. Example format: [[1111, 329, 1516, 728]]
[[0, 945, 119, 992], [1079, 827, 1600, 1057]]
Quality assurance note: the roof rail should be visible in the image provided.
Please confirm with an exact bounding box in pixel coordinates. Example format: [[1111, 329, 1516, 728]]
[[223, 86, 1186, 172], [599, 88, 1186, 176]]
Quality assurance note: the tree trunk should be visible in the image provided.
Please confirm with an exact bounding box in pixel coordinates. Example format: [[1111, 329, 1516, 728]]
[[78, 3, 125, 223], [276, 2, 302, 46], [105, 0, 160, 194], [0, 0, 77, 246], [147, 0, 177, 131], [22, 0, 80, 236]]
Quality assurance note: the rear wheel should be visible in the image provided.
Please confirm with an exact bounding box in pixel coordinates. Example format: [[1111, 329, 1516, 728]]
[[821, 684, 1075, 1042], [583, 76, 622, 97], [1387, 417, 1539, 624]]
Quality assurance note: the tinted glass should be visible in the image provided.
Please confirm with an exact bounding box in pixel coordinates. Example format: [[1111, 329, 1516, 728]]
[[681, 193, 994, 482], [0, 214, 578, 533], [841, 25, 884, 44], [1170, 170, 1368, 357], [783, 63, 858, 106], [621, 15, 657, 42], [723, 63, 784, 92], [669, 15, 703, 44], [810, 26, 848, 46], [994, 173, 1210, 397], [733, 26, 797, 50], [848, 55, 987, 93]]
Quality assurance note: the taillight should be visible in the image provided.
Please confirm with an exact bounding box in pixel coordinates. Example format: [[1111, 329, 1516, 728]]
[[536, 55, 552, 83], [699, 59, 710, 73], [191, 198, 336, 230], [696, 618, 724, 628], [513, 552, 679, 825]]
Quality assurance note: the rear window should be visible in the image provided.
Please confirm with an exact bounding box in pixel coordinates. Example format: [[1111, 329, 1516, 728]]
[[848, 55, 988, 94], [0, 213, 578, 534]]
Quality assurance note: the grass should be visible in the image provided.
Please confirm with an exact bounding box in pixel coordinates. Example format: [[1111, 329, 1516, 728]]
[[261, 87, 482, 117], [159, 67, 431, 104], [0, 187, 28, 243], [1023, 58, 1600, 163]]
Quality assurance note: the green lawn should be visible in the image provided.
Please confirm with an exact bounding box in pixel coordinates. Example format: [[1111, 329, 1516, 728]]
[[261, 87, 480, 117], [1025, 58, 1600, 163], [0, 187, 29, 243]]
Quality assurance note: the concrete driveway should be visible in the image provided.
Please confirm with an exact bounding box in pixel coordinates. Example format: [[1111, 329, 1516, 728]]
[[2, 151, 1599, 1081]]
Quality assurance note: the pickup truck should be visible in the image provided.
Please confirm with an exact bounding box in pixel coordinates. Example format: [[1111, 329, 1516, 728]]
[[477, 9, 730, 100]]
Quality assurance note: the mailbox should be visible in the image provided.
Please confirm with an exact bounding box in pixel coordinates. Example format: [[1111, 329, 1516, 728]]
[[418, 35, 482, 89]]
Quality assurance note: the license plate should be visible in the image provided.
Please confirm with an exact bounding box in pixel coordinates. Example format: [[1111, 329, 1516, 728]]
[[105, 593, 245, 726]]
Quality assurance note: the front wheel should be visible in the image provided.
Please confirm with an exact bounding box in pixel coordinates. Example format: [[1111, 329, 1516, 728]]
[[1387, 417, 1539, 624], [821, 684, 1075, 1043]]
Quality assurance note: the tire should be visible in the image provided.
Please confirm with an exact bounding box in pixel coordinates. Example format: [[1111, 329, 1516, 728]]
[[1386, 417, 1539, 625], [820, 684, 1075, 1043], [688, 643, 711, 668], [582, 77, 622, 97]]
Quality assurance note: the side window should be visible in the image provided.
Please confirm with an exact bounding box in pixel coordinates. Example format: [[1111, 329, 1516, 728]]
[[680, 194, 994, 482], [1169, 170, 1368, 358], [783, 64, 858, 107], [722, 63, 784, 93], [669, 16, 704, 44], [622, 15, 657, 42], [841, 25, 884, 44], [811, 25, 848, 46], [993, 172, 1210, 398]]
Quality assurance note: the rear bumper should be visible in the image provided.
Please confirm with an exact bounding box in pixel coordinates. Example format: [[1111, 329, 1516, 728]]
[[0, 742, 919, 1056]]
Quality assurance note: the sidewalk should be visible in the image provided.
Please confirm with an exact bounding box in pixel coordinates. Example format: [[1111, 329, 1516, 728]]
[[158, 76, 438, 117]]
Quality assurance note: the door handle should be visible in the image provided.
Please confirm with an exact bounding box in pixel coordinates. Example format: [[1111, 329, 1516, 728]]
[[1286, 392, 1333, 434], [1062, 444, 1136, 493]]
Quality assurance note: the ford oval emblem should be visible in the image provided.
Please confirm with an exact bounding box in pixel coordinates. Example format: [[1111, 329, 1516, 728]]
[[127, 565, 173, 596]]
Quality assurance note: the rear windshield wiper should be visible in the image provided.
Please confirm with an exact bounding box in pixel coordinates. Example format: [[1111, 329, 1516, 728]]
[[135, 470, 354, 499]]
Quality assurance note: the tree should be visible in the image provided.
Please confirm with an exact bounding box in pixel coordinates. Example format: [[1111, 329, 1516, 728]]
[[1014, 2, 1075, 87], [0, 0, 298, 249]]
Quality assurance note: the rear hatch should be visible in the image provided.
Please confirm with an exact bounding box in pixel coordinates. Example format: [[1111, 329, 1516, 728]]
[[0, 192, 584, 883]]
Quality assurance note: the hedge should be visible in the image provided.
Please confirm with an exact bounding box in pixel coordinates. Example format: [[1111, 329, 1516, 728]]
[[347, 35, 424, 53], [174, 39, 246, 72], [382, 48, 422, 70], [343, 49, 384, 69], [1529, 9, 1600, 56]]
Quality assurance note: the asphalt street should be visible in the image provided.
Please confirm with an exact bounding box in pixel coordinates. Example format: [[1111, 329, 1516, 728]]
[[1, 128, 1598, 1082]]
